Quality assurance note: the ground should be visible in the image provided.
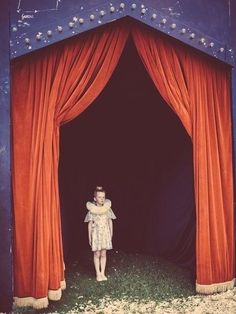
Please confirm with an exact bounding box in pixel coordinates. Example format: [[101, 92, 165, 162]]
[[12, 251, 236, 314]]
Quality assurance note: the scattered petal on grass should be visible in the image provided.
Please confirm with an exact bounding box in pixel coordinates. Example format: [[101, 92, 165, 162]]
[[75, 290, 236, 314]]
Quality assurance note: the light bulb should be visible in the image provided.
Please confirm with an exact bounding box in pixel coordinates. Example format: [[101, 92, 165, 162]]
[[36, 33, 42, 40]]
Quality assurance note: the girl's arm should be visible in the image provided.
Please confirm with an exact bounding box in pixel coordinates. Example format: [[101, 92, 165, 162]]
[[108, 218, 113, 238], [88, 221, 92, 246]]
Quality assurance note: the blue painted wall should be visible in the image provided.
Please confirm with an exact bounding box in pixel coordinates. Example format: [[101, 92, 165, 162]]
[[0, 1, 13, 312], [0, 0, 235, 311], [9, 0, 234, 64], [9, 0, 233, 43], [231, 0, 236, 159]]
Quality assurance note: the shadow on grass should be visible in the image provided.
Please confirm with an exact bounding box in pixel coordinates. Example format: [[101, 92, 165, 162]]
[[13, 251, 196, 313]]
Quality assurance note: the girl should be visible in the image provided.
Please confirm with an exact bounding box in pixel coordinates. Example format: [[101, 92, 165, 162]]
[[84, 186, 116, 281]]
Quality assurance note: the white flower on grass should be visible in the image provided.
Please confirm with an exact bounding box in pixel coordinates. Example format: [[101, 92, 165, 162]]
[[211, 294, 220, 301], [225, 290, 234, 299]]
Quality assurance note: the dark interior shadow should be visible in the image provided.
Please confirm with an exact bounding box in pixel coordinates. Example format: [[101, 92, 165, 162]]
[[59, 35, 195, 272]]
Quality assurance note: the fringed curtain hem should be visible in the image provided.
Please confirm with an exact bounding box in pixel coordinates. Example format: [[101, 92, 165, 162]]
[[196, 278, 235, 294], [14, 280, 66, 309], [13, 296, 49, 309]]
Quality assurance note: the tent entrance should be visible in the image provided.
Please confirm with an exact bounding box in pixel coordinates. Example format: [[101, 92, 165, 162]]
[[59, 37, 195, 269]]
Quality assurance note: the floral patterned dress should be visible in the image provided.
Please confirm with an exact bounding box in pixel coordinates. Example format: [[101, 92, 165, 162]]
[[84, 208, 116, 252]]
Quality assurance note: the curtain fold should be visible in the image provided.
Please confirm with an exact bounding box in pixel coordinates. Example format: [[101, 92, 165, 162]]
[[12, 21, 129, 308], [132, 25, 235, 292]]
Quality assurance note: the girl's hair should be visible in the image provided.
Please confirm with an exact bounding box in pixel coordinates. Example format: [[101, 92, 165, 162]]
[[94, 186, 106, 196]]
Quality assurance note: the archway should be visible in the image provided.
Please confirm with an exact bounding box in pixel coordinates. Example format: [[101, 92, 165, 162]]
[[11, 19, 234, 308], [59, 36, 195, 269]]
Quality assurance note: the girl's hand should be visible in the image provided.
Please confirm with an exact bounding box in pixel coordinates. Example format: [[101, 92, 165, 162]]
[[89, 238, 92, 246]]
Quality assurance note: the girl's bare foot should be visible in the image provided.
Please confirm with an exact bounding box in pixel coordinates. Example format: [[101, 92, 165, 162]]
[[96, 273, 103, 281], [101, 274, 107, 281]]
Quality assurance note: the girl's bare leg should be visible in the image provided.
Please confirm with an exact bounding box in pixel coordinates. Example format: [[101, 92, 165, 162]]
[[100, 249, 107, 280], [94, 251, 102, 281]]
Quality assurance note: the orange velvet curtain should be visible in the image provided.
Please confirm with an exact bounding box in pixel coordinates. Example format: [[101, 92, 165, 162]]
[[132, 25, 235, 291], [12, 21, 128, 306]]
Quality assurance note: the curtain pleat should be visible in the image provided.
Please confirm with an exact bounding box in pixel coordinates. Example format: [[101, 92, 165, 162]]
[[132, 25, 234, 292]]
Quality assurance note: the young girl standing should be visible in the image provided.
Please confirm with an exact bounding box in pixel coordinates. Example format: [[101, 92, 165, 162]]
[[84, 186, 116, 281]]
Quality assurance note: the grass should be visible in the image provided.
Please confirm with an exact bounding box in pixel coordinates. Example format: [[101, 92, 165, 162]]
[[13, 251, 196, 313]]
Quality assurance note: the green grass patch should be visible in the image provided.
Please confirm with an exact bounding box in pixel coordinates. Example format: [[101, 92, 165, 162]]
[[13, 251, 195, 313]]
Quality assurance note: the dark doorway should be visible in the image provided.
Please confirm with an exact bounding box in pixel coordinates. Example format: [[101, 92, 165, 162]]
[[59, 36, 195, 269]]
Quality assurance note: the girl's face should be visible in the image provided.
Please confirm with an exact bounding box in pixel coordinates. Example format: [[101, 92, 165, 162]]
[[94, 191, 105, 206]]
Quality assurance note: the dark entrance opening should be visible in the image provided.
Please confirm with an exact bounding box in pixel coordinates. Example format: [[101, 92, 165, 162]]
[[59, 36, 195, 270]]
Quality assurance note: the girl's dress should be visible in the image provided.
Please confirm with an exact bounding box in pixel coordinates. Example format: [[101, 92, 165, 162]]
[[84, 204, 116, 252]]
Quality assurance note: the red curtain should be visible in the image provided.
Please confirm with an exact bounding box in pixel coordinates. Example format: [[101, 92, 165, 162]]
[[11, 20, 234, 308], [12, 21, 129, 308], [132, 25, 235, 293]]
